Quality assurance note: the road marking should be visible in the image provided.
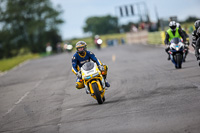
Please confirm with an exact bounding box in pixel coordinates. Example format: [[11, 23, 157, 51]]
[[4, 91, 30, 116], [15, 92, 30, 105], [2, 73, 48, 118], [112, 54, 116, 62], [66, 108, 74, 111], [4, 105, 16, 116]]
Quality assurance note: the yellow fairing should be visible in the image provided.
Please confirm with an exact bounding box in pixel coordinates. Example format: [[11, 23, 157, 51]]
[[87, 77, 105, 100]]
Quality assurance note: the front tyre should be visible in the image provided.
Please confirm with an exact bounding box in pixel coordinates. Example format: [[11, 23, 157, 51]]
[[102, 96, 105, 102], [92, 82, 103, 104], [176, 53, 182, 68]]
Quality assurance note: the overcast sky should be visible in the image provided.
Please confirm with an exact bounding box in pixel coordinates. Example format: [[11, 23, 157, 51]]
[[50, 0, 200, 40]]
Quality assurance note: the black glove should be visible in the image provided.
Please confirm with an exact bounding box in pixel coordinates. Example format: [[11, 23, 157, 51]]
[[76, 71, 82, 78], [185, 44, 189, 48]]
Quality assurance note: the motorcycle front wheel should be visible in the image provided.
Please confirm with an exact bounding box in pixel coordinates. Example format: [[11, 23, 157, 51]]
[[176, 53, 182, 69], [92, 82, 103, 104]]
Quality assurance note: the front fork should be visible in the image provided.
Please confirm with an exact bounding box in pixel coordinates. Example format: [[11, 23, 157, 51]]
[[84, 75, 106, 94], [88, 80, 105, 99], [169, 52, 183, 66]]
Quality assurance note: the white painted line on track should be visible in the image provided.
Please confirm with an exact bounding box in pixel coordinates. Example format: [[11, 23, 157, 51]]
[[2, 73, 48, 118], [66, 108, 74, 111], [15, 92, 30, 105], [112, 54, 116, 62]]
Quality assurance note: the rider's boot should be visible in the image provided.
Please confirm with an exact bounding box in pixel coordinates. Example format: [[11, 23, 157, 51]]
[[105, 81, 110, 87], [167, 54, 170, 60], [103, 75, 110, 88], [165, 47, 170, 61], [197, 55, 200, 60]]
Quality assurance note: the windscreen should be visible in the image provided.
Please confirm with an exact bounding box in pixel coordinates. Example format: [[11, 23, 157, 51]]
[[170, 38, 181, 44], [82, 62, 94, 71]]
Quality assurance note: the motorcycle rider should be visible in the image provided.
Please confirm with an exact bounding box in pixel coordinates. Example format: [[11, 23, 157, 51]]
[[164, 21, 186, 60], [176, 23, 189, 43], [191, 20, 200, 60], [94, 35, 102, 49], [176, 22, 190, 61], [72, 41, 110, 92]]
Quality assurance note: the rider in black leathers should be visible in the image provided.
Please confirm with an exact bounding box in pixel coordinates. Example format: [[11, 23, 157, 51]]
[[191, 20, 200, 60], [164, 21, 186, 60], [176, 23, 190, 61]]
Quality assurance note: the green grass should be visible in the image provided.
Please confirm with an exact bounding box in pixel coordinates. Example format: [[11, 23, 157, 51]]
[[147, 31, 163, 45], [0, 54, 39, 72]]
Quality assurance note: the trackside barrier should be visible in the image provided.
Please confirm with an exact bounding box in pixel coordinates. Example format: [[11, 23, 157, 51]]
[[126, 30, 165, 45]]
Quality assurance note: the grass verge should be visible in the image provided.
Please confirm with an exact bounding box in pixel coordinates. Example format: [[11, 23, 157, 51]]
[[0, 54, 39, 72]]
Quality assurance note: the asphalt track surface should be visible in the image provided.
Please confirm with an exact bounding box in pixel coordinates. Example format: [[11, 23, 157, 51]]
[[0, 44, 200, 133]]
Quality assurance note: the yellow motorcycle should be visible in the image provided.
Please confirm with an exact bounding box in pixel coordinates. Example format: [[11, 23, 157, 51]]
[[80, 62, 106, 104]]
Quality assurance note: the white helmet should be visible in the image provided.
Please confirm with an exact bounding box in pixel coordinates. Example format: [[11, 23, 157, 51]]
[[169, 21, 177, 31], [95, 35, 99, 39]]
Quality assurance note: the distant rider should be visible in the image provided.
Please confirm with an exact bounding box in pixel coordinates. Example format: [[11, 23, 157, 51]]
[[164, 21, 186, 60], [94, 35, 102, 49], [191, 20, 200, 60], [71, 41, 110, 92]]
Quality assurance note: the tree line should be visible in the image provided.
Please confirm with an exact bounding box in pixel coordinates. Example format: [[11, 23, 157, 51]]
[[0, 0, 199, 59], [0, 0, 63, 58]]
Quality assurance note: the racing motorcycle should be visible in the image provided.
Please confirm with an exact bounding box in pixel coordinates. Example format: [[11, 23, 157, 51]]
[[95, 39, 103, 49], [191, 40, 200, 66], [168, 38, 185, 69], [192, 27, 200, 67], [80, 62, 106, 104]]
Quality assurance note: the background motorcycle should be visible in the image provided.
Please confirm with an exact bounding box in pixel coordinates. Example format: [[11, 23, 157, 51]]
[[168, 38, 185, 69], [95, 39, 103, 49], [63, 44, 73, 52]]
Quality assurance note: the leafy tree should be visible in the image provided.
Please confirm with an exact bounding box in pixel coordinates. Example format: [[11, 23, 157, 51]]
[[83, 15, 119, 35], [184, 16, 200, 23], [0, 0, 64, 58]]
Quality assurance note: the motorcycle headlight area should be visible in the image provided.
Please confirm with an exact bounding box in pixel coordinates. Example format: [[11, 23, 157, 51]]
[[84, 73, 99, 80], [85, 75, 92, 80], [92, 72, 99, 77], [175, 45, 179, 51]]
